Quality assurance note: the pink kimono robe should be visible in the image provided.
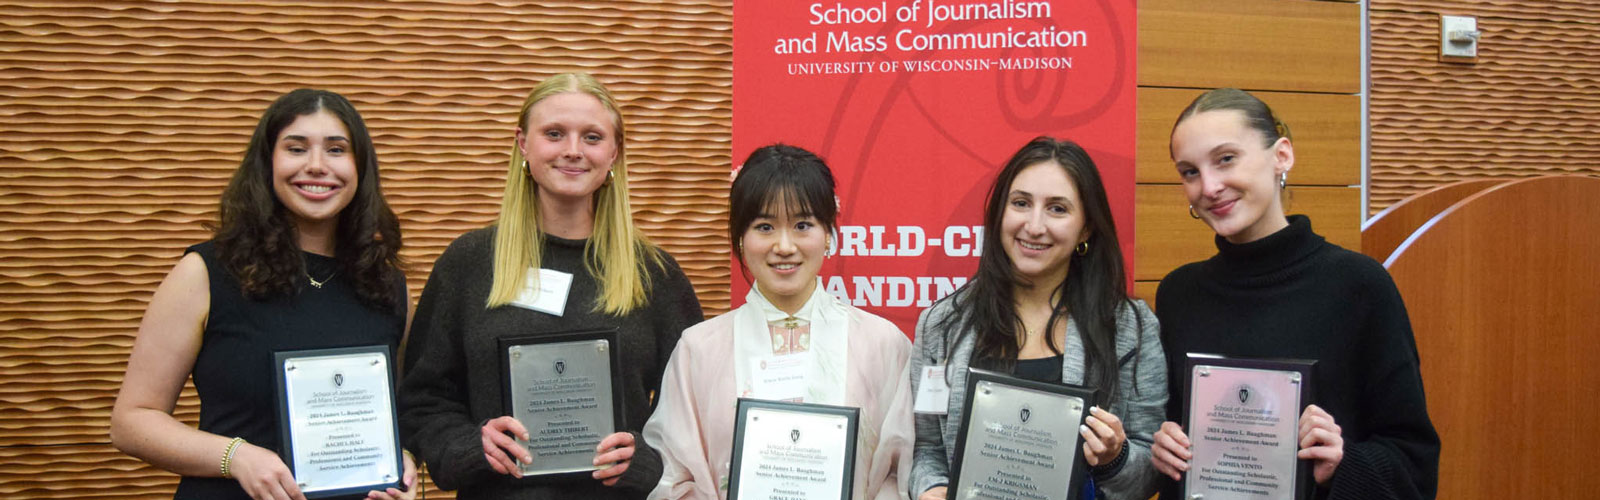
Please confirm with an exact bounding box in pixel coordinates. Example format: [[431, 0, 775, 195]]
[[642, 298, 914, 500]]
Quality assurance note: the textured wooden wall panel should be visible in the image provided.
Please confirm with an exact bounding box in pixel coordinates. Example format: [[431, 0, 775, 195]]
[[1372, 0, 1600, 23], [0, 444, 182, 498], [1368, 6, 1600, 212], [1139, 0, 1361, 93], [2, 1, 730, 497]]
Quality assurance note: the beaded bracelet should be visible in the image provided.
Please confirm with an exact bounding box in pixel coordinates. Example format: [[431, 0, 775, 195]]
[[220, 437, 246, 478], [1089, 440, 1130, 479]]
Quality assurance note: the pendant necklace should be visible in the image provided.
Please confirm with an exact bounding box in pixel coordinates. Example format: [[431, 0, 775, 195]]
[[307, 268, 337, 289]]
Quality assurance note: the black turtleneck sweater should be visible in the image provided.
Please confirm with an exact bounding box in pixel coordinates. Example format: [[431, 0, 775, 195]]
[[1154, 215, 1440, 500]]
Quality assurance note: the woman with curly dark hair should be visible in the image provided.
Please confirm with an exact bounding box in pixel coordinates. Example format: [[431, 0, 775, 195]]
[[111, 89, 416, 500]]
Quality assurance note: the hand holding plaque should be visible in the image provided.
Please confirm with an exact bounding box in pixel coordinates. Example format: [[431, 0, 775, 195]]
[[950, 368, 1094, 500], [498, 329, 624, 479], [728, 399, 859, 500], [273, 345, 404, 498], [1181, 353, 1316, 500]]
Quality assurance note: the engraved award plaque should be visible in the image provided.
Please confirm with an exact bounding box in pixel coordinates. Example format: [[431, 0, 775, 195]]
[[728, 398, 859, 500], [1181, 353, 1317, 500], [499, 329, 623, 479], [950, 368, 1094, 500], [274, 345, 404, 498]]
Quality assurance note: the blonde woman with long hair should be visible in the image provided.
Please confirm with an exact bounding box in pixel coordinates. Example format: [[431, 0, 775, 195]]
[[398, 73, 703, 500]]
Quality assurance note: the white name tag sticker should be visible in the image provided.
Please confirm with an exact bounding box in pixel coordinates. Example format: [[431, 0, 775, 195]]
[[510, 268, 573, 317], [749, 352, 811, 403], [914, 365, 949, 414]]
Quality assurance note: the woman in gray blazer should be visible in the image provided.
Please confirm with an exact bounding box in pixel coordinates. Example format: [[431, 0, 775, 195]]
[[908, 137, 1166, 500]]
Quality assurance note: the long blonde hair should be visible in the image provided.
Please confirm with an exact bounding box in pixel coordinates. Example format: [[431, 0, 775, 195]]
[[488, 72, 662, 314]]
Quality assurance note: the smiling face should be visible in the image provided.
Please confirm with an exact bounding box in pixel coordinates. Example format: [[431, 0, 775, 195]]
[[741, 193, 828, 314], [1171, 109, 1294, 243], [516, 91, 620, 206], [271, 109, 357, 234], [999, 161, 1089, 286]]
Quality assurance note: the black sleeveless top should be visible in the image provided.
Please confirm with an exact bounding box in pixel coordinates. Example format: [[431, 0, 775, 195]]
[[1013, 354, 1064, 383], [174, 242, 405, 500]]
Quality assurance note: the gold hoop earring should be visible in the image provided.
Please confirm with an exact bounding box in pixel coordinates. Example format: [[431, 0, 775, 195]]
[[1075, 241, 1089, 256], [1188, 205, 1201, 219]]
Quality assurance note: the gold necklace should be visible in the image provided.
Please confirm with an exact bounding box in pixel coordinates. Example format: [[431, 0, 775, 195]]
[[1021, 313, 1050, 337], [307, 268, 337, 288]]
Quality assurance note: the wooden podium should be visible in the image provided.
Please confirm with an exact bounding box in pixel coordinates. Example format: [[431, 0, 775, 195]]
[[1368, 175, 1600, 499]]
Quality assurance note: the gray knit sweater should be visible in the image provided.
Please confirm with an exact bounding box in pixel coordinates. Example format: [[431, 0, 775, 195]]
[[398, 227, 703, 500], [908, 291, 1167, 500]]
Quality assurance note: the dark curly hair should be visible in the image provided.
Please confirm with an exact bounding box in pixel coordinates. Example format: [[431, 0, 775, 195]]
[[211, 89, 403, 310]]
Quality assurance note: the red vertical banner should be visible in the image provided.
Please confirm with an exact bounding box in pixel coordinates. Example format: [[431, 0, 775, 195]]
[[732, 0, 1137, 336]]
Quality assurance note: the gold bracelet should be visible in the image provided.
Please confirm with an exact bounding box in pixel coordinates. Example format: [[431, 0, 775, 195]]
[[220, 437, 246, 479]]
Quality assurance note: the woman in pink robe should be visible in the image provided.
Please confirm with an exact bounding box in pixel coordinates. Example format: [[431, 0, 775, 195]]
[[632, 144, 914, 500]]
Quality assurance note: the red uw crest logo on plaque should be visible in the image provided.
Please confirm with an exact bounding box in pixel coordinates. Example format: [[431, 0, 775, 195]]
[[732, 0, 1137, 336]]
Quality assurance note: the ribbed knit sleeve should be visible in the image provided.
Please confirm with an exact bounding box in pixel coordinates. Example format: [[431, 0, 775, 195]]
[[1323, 258, 1438, 500], [398, 230, 500, 490], [606, 431, 665, 494], [609, 249, 703, 495], [645, 250, 702, 413]]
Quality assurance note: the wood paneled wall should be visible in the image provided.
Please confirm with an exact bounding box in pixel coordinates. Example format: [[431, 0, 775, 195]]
[[1368, 0, 1600, 212], [1134, 0, 1361, 304], [0, 1, 730, 498], [0, 0, 1359, 497]]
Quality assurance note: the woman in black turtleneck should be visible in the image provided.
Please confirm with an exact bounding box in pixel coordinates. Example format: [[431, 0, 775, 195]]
[[1148, 88, 1440, 500]]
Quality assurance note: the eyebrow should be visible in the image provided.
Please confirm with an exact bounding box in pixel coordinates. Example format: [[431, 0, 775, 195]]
[[1010, 189, 1075, 208], [281, 135, 350, 142], [1209, 142, 1241, 154], [753, 210, 815, 220], [1173, 142, 1243, 165], [534, 120, 611, 131]]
